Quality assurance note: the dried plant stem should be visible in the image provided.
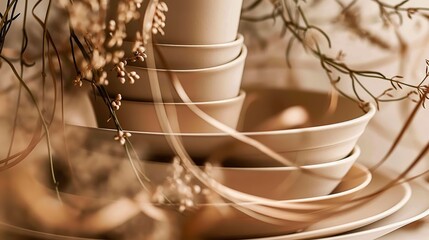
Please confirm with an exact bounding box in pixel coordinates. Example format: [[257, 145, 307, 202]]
[[370, 84, 429, 171], [0, 0, 19, 52], [0, 57, 53, 173], [241, 0, 428, 108], [7, 85, 22, 161], [374, 0, 429, 20], [7, 0, 30, 163]]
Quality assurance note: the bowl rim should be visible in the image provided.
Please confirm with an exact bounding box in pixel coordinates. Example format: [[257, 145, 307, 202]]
[[143, 146, 360, 171], [126, 45, 247, 72], [30, 163, 370, 214], [141, 150, 368, 206], [195, 162, 375, 207], [34, 164, 370, 211], [236, 131, 363, 154], [185, 162, 370, 205], [124, 33, 244, 49], [284, 163, 371, 203], [80, 93, 375, 137], [119, 90, 246, 106]]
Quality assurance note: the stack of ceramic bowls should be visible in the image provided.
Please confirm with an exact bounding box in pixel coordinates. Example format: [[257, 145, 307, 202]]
[[133, 88, 378, 238], [86, 0, 386, 238], [94, 0, 247, 133], [73, 87, 378, 239], [92, 86, 377, 198]]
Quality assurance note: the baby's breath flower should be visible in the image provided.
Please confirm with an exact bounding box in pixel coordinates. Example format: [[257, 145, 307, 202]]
[[108, 20, 116, 32], [111, 94, 122, 110], [151, 157, 205, 212], [65, 0, 155, 87], [114, 130, 131, 145], [73, 75, 83, 87], [152, 1, 168, 35], [120, 33, 148, 63], [112, 50, 125, 64], [98, 71, 108, 85], [91, 50, 106, 70], [114, 60, 141, 84], [130, 43, 147, 63]]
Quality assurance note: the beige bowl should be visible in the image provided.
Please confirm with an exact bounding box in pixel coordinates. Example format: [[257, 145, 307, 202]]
[[81, 88, 374, 165], [172, 162, 371, 239], [120, 0, 243, 44], [104, 46, 247, 102], [122, 34, 244, 69], [92, 91, 246, 133], [225, 88, 376, 166], [144, 146, 360, 201], [25, 149, 369, 240]]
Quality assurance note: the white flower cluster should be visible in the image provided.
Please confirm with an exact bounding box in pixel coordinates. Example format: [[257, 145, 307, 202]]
[[63, 0, 150, 86], [152, 158, 208, 212]]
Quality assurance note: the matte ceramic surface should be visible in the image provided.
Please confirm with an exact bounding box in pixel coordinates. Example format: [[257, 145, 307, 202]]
[[120, 0, 243, 44], [121, 34, 244, 69], [293, 163, 371, 204], [104, 46, 247, 102], [83, 88, 375, 165], [92, 91, 246, 133], [246, 169, 412, 240], [315, 181, 429, 239], [228, 89, 376, 167], [143, 147, 360, 200]]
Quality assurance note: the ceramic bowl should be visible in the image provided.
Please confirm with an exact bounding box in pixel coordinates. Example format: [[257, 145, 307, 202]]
[[224, 88, 376, 166], [81, 88, 375, 165], [144, 146, 360, 201], [26, 159, 369, 239], [24, 152, 368, 239], [104, 46, 247, 102], [119, 0, 243, 44], [171, 162, 371, 239], [92, 91, 246, 133], [308, 163, 371, 204], [139, 150, 363, 239], [121, 34, 244, 69]]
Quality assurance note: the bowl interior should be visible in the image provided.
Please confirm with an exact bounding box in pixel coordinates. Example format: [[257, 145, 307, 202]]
[[239, 88, 367, 132]]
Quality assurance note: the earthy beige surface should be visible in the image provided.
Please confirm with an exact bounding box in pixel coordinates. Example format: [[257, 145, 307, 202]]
[[104, 46, 247, 102]]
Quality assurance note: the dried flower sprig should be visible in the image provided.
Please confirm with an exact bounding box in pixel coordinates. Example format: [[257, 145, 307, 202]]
[[0, 0, 20, 53], [152, 157, 206, 212], [105, 0, 147, 48], [373, 0, 429, 25], [242, 0, 429, 109], [335, 0, 391, 50], [132, 44, 148, 62], [139, 0, 168, 45], [63, 0, 148, 87], [111, 93, 123, 110], [114, 130, 132, 145], [65, 0, 160, 149], [65, 0, 168, 136], [113, 61, 140, 84], [151, 1, 168, 35]]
